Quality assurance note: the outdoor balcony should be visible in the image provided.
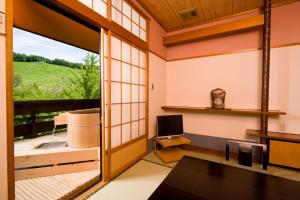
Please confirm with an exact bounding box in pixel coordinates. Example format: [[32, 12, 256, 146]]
[[14, 99, 101, 199]]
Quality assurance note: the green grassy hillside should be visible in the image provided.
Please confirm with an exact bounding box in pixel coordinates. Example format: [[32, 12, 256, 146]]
[[13, 62, 81, 100], [14, 62, 79, 87]]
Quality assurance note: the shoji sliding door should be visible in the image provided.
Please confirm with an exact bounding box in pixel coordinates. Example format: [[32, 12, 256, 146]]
[[101, 29, 148, 180]]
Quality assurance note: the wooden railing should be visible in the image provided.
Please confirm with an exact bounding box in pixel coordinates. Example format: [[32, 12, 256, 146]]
[[14, 99, 100, 138]]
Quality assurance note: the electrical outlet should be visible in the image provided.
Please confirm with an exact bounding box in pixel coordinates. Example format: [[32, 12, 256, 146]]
[[149, 84, 154, 90], [0, 13, 5, 35]]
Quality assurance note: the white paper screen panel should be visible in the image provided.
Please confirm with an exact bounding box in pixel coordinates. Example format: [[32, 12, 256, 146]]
[[139, 103, 145, 119], [112, 0, 122, 10], [122, 63, 130, 82], [122, 123, 131, 143], [110, 0, 147, 42], [132, 9, 139, 25], [111, 104, 121, 126], [122, 41, 131, 63], [111, 59, 121, 81], [111, 126, 121, 148], [132, 121, 139, 139], [79, 0, 92, 8], [104, 35, 147, 150], [122, 104, 131, 123], [111, 82, 121, 103], [122, 83, 131, 103], [93, 0, 107, 17], [132, 66, 139, 84], [140, 16, 146, 30], [78, 0, 107, 18], [139, 119, 146, 136], [140, 51, 146, 68], [139, 86, 145, 102], [132, 85, 138, 102], [132, 103, 138, 121], [140, 29, 146, 41], [111, 37, 121, 59], [132, 23, 139, 38], [122, 16, 131, 32], [122, 1, 131, 18], [140, 68, 146, 84], [112, 8, 122, 26], [131, 47, 139, 66]]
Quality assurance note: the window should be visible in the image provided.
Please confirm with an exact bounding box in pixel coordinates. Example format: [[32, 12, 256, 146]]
[[111, 0, 147, 41], [103, 33, 147, 149], [79, 0, 108, 18]]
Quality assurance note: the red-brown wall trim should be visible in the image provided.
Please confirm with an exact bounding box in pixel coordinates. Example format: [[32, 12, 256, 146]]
[[167, 42, 300, 62], [166, 1, 300, 61], [149, 50, 167, 61], [131, 0, 167, 60]]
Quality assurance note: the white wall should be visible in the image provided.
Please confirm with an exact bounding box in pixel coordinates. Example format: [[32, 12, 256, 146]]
[[268, 45, 300, 133], [166, 45, 300, 140], [148, 53, 167, 138]]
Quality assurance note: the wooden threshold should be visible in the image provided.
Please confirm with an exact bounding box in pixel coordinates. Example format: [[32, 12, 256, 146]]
[[15, 147, 99, 169], [15, 161, 100, 180], [73, 180, 107, 200]]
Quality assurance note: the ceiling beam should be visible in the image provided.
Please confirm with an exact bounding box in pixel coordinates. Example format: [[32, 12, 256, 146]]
[[163, 15, 265, 46], [48, 0, 148, 50]]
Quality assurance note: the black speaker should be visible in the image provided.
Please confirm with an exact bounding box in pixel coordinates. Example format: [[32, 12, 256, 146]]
[[239, 146, 252, 167]]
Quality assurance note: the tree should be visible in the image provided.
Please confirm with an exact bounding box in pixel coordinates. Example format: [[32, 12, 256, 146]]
[[14, 74, 23, 89], [63, 53, 100, 99]]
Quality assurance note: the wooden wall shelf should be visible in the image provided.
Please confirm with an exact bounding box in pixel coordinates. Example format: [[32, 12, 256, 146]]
[[161, 106, 286, 116], [246, 129, 300, 143]]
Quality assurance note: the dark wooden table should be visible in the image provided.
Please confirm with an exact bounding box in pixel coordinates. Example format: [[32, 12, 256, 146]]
[[148, 156, 300, 200]]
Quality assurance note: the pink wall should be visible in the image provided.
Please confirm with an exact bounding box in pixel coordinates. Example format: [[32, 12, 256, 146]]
[[167, 1, 300, 61], [166, 45, 300, 140], [131, 0, 167, 60], [148, 53, 167, 138], [0, 33, 9, 200], [131, 1, 300, 140]]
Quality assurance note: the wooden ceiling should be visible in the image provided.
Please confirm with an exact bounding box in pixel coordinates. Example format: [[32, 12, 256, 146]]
[[137, 0, 297, 32]]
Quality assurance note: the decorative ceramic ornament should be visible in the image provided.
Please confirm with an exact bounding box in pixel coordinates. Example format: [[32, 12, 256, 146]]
[[211, 88, 226, 109]]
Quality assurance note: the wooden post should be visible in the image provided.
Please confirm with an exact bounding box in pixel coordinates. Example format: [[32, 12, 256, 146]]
[[31, 113, 38, 138], [0, 0, 15, 199], [260, 0, 272, 143]]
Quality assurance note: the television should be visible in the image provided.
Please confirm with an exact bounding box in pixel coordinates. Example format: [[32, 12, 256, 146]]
[[157, 115, 184, 138]]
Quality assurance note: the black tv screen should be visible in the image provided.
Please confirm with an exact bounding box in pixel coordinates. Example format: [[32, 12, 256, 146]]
[[157, 115, 183, 138]]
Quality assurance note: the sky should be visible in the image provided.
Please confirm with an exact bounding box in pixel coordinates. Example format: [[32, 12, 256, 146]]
[[13, 28, 96, 63]]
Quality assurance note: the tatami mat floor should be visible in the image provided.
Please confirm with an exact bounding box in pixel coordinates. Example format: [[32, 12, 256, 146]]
[[88, 160, 171, 200], [88, 150, 300, 200]]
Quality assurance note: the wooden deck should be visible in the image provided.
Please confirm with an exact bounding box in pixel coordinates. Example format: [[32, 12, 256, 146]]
[[15, 131, 72, 157], [14, 132, 100, 180], [15, 169, 100, 200], [14, 132, 101, 199]]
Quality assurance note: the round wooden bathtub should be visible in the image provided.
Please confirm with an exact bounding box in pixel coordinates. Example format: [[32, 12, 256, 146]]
[[67, 108, 100, 148]]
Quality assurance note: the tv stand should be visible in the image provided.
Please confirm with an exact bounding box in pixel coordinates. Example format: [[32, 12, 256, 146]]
[[153, 136, 191, 163]]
